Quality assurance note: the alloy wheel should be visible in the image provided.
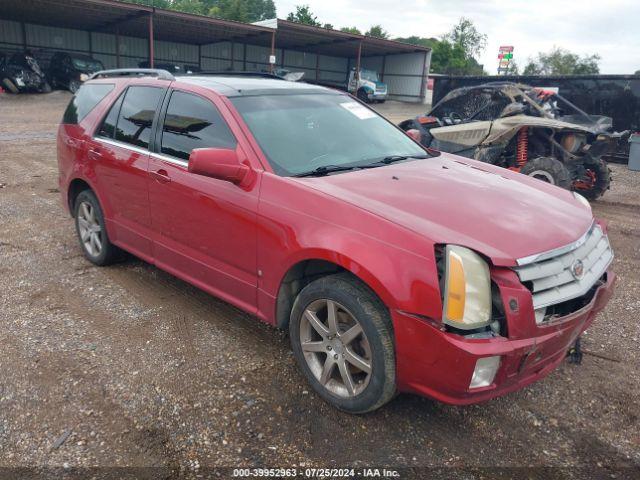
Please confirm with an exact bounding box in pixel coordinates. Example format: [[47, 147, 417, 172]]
[[77, 201, 103, 257], [299, 299, 372, 398], [528, 169, 555, 184]]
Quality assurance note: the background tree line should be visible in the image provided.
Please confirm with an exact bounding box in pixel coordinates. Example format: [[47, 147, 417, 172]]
[[123, 1, 603, 76]]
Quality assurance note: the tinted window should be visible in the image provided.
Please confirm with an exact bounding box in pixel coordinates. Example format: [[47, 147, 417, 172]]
[[115, 86, 164, 149], [97, 92, 124, 139], [161, 91, 236, 160], [62, 83, 114, 124]]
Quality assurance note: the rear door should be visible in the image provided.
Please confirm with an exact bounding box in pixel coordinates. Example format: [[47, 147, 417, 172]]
[[91, 84, 166, 260], [147, 88, 260, 313]]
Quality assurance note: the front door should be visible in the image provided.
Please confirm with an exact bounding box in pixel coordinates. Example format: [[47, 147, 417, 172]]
[[91, 85, 165, 259], [148, 89, 259, 313]]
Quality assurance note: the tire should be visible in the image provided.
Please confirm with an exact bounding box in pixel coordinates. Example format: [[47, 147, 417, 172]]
[[2, 78, 19, 94], [377, 99, 386, 104], [520, 156, 572, 190], [356, 89, 370, 103], [573, 158, 611, 201], [289, 273, 396, 414], [68, 79, 81, 94], [74, 190, 122, 266], [39, 81, 52, 93]]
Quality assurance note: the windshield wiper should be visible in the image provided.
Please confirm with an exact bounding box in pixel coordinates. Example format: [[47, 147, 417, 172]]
[[293, 164, 363, 177], [368, 154, 430, 165]]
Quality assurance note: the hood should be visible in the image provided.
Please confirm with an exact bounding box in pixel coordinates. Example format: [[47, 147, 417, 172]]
[[295, 154, 593, 266], [486, 114, 605, 144]]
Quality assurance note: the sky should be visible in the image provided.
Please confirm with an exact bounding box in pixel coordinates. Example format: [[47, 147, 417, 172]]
[[275, 0, 639, 74]]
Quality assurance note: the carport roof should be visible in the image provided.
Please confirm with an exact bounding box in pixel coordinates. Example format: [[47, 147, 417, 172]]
[[0, 0, 429, 57]]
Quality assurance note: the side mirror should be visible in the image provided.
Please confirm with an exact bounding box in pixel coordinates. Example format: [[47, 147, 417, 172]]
[[188, 148, 251, 185], [405, 128, 422, 143]]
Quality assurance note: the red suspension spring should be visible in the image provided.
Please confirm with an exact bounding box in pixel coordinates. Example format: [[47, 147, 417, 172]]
[[516, 127, 528, 169]]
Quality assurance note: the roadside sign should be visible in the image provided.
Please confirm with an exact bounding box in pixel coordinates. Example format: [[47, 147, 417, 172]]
[[497, 46, 514, 75]]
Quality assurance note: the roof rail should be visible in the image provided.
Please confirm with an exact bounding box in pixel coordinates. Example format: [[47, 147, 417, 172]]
[[88, 68, 175, 81], [179, 70, 282, 79]]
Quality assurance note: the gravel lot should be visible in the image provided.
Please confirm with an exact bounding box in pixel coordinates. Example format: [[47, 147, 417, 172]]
[[0, 91, 639, 479]]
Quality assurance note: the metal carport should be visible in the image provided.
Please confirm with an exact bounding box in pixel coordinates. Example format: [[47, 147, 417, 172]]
[[0, 0, 431, 102]]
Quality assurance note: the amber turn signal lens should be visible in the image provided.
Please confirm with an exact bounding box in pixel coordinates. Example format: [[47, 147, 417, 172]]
[[445, 251, 466, 322]]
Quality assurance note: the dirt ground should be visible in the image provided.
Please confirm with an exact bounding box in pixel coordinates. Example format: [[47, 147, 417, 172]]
[[0, 91, 639, 480]]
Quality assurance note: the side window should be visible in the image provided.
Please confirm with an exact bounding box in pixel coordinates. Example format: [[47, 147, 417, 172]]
[[115, 86, 164, 149], [96, 92, 124, 139], [62, 83, 114, 124], [161, 91, 237, 160]]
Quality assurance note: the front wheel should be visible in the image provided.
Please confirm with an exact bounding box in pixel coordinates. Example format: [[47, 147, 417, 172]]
[[68, 79, 81, 94], [356, 89, 370, 103], [520, 156, 572, 189], [289, 273, 396, 414]]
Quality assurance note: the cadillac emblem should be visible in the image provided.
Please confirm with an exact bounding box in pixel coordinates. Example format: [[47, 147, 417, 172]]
[[571, 259, 585, 280]]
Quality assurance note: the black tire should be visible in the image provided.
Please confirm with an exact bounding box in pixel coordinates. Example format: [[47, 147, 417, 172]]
[[289, 273, 396, 414], [574, 159, 611, 201], [39, 81, 52, 93], [2, 78, 19, 94], [356, 88, 370, 103], [74, 189, 123, 266], [377, 99, 386, 104], [520, 156, 572, 190], [68, 79, 81, 94]]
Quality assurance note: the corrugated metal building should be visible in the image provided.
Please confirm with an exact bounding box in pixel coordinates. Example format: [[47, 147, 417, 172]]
[[0, 0, 431, 102]]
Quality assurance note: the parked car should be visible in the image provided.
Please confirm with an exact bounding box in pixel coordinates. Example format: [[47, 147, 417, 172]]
[[399, 82, 630, 199], [348, 68, 387, 103], [57, 70, 615, 413], [48, 52, 104, 93], [0, 51, 51, 93]]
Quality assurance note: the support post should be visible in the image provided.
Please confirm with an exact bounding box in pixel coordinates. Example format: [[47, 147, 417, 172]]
[[198, 44, 202, 70], [269, 31, 276, 73], [229, 41, 234, 70], [380, 54, 386, 82], [418, 50, 428, 103], [243, 43, 247, 71], [315, 53, 320, 82], [88, 31, 93, 57], [20, 22, 27, 50], [115, 27, 121, 68], [355, 40, 362, 80], [148, 11, 155, 68]]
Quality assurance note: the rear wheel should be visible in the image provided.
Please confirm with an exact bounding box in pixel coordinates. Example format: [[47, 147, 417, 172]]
[[74, 190, 122, 266], [573, 159, 611, 200], [289, 273, 396, 414], [520, 156, 571, 189]]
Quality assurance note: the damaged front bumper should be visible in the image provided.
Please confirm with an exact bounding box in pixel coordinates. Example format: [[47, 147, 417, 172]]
[[392, 269, 616, 405]]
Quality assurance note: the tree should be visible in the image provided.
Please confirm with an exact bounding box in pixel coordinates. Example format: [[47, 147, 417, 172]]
[[206, 0, 275, 22], [365, 25, 389, 39], [171, 0, 205, 14], [340, 26, 361, 35], [394, 18, 488, 75], [286, 5, 321, 26], [523, 47, 600, 75], [443, 17, 487, 59], [322, 23, 334, 30]]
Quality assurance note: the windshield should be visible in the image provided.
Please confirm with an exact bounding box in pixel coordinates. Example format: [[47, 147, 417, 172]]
[[231, 94, 427, 176], [360, 69, 379, 82], [72, 57, 103, 71]]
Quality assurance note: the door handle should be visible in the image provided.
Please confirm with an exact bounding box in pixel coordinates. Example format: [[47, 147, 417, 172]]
[[150, 169, 171, 183], [87, 147, 103, 160]]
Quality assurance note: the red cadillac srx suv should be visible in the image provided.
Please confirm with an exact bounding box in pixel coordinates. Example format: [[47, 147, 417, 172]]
[[57, 70, 615, 413]]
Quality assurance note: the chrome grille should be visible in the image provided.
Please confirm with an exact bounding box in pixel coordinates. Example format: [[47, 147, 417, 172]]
[[513, 224, 613, 315]]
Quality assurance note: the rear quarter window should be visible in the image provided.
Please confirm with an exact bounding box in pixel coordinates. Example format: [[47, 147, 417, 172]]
[[62, 83, 114, 124]]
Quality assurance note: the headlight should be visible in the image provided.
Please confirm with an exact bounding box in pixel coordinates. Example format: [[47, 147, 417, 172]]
[[79, 73, 89, 82], [573, 191, 591, 210], [442, 245, 492, 330]]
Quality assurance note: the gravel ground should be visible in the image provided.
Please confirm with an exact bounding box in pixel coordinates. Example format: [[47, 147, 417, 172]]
[[0, 92, 639, 480]]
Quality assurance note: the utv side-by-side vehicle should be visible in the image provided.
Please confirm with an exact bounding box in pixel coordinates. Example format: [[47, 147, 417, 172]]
[[0, 51, 51, 94], [400, 82, 630, 199]]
